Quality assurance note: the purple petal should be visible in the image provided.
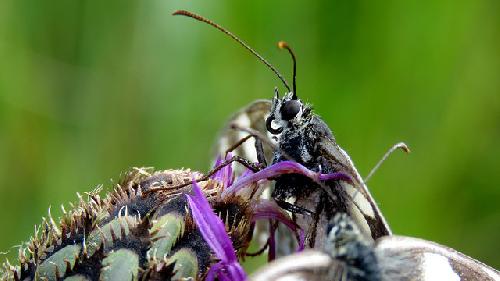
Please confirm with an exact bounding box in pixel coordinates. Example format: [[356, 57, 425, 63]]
[[297, 230, 305, 251], [226, 153, 234, 186], [252, 200, 298, 232], [240, 168, 254, 178], [218, 274, 233, 281], [211, 153, 234, 187], [222, 161, 352, 197], [205, 262, 224, 281], [206, 262, 245, 281], [318, 172, 351, 182], [213, 155, 223, 168], [186, 181, 236, 262], [227, 263, 246, 281], [211, 155, 224, 182], [268, 220, 277, 261], [252, 200, 305, 252], [186, 180, 247, 281]]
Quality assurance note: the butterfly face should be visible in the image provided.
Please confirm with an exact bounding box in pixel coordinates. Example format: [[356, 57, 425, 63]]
[[266, 90, 311, 135]]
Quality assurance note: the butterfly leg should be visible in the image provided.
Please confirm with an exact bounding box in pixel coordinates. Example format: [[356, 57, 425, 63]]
[[254, 138, 268, 166], [305, 194, 326, 247], [275, 200, 314, 216], [143, 155, 263, 195], [223, 131, 268, 167], [223, 134, 253, 156], [208, 155, 263, 175]]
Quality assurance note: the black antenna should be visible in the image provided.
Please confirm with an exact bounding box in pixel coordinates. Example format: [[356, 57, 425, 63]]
[[278, 41, 297, 99], [173, 10, 291, 92]]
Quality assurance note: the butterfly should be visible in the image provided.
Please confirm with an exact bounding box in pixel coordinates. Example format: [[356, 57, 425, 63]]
[[171, 11, 500, 279], [172, 10, 411, 255], [250, 213, 500, 281]]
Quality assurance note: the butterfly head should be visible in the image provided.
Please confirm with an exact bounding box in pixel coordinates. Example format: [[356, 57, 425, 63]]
[[326, 213, 363, 250], [324, 213, 381, 281], [266, 89, 311, 134]]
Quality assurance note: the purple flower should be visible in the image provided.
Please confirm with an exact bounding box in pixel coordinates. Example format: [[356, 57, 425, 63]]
[[211, 153, 234, 187], [190, 157, 329, 274], [252, 200, 305, 260], [186, 180, 246, 281], [222, 160, 352, 198]]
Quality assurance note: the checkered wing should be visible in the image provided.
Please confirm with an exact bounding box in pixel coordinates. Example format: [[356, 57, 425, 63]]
[[213, 100, 275, 174]]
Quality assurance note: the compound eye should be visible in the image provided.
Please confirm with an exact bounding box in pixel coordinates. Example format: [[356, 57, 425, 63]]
[[281, 100, 301, 121], [266, 115, 283, 134]]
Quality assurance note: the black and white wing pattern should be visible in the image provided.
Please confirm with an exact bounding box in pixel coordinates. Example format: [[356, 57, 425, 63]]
[[250, 213, 500, 281], [317, 137, 392, 240], [213, 100, 274, 170], [375, 235, 500, 281], [250, 250, 337, 281], [251, 242, 500, 281]]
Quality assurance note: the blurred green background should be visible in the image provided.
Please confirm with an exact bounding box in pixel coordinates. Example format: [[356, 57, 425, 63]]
[[0, 0, 499, 271]]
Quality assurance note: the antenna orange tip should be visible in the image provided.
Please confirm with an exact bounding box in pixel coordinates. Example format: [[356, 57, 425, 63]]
[[278, 41, 289, 49]]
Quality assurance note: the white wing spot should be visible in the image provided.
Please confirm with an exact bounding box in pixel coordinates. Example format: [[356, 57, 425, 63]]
[[233, 114, 259, 162], [344, 183, 375, 218], [423, 253, 460, 281], [348, 201, 372, 239], [233, 113, 251, 129]]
